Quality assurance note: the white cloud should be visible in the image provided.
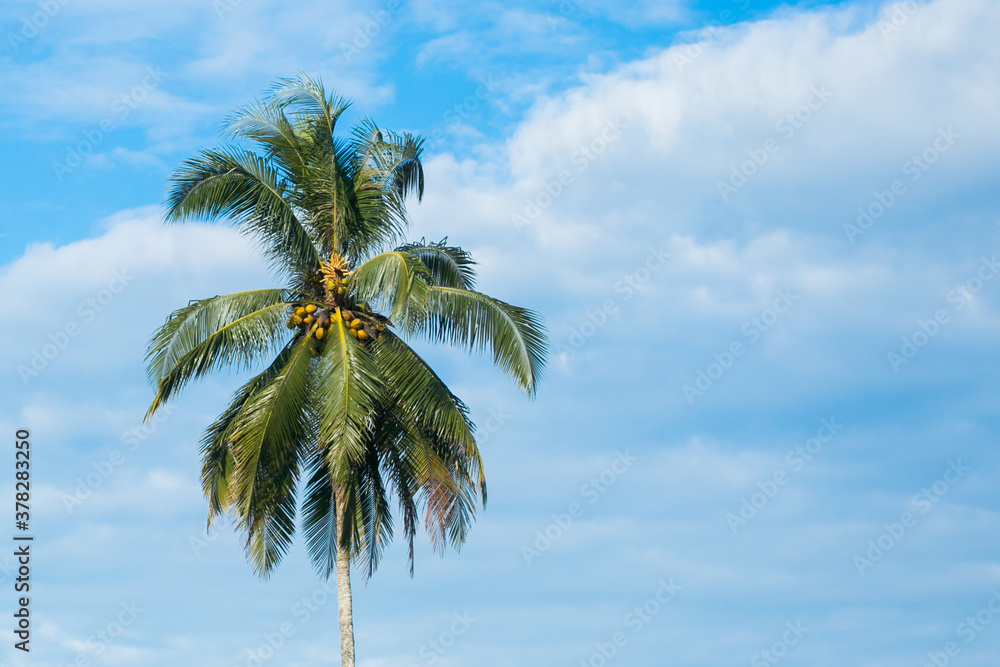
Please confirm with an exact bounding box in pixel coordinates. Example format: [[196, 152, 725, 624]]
[[405, 0, 1000, 405]]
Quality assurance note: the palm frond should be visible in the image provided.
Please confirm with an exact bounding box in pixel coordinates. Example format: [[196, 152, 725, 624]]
[[301, 453, 340, 578], [420, 465, 479, 554], [145, 290, 292, 419], [315, 310, 384, 481], [390, 408, 479, 556], [223, 97, 310, 185], [303, 420, 397, 582], [343, 409, 397, 580], [351, 251, 431, 326], [374, 332, 483, 493], [198, 343, 296, 524], [372, 128, 425, 203], [228, 336, 317, 578], [270, 72, 351, 149], [165, 147, 321, 276], [396, 238, 477, 289], [423, 287, 548, 397]]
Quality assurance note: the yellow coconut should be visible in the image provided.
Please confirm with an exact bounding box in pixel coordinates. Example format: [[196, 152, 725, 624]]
[[304, 315, 313, 324], [295, 307, 306, 317], [315, 328, 325, 340], [291, 315, 303, 325], [349, 319, 362, 329], [305, 304, 317, 313], [357, 330, 370, 341]]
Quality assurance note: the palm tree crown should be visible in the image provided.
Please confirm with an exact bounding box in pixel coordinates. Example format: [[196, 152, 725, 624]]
[[144, 74, 548, 595]]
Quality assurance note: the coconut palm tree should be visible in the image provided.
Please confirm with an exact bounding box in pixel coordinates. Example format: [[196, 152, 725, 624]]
[[144, 74, 547, 667]]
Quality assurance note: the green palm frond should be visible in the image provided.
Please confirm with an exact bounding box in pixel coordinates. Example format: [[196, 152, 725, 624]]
[[199, 343, 296, 524], [341, 120, 425, 256], [335, 136, 405, 261], [303, 408, 403, 581], [374, 332, 483, 493], [222, 98, 310, 185], [228, 336, 317, 578], [375, 416, 420, 573], [343, 409, 398, 580], [270, 72, 351, 149], [165, 147, 321, 275], [371, 128, 425, 203], [424, 287, 548, 397], [351, 251, 431, 325], [391, 408, 479, 556], [349, 117, 384, 168], [397, 238, 477, 289], [420, 465, 479, 555], [145, 290, 292, 419], [301, 453, 340, 579], [315, 312, 384, 481]]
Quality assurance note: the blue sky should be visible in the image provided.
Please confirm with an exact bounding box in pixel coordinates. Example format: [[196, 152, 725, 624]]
[[2, 0, 1000, 665]]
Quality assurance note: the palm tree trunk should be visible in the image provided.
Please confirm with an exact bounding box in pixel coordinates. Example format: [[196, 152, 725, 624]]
[[334, 490, 356, 667]]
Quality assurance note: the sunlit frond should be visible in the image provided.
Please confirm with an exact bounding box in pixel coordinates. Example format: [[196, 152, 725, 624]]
[[351, 251, 430, 326], [396, 238, 477, 289], [423, 287, 548, 397], [145, 290, 292, 419], [165, 147, 321, 275], [228, 336, 317, 577]]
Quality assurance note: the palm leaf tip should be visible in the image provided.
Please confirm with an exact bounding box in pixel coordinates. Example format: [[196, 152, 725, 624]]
[[425, 287, 549, 397]]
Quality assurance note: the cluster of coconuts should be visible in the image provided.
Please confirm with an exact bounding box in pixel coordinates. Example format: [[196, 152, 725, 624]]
[[287, 304, 328, 339], [285, 303, 381, 343], [338, 308, 379, 341]]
